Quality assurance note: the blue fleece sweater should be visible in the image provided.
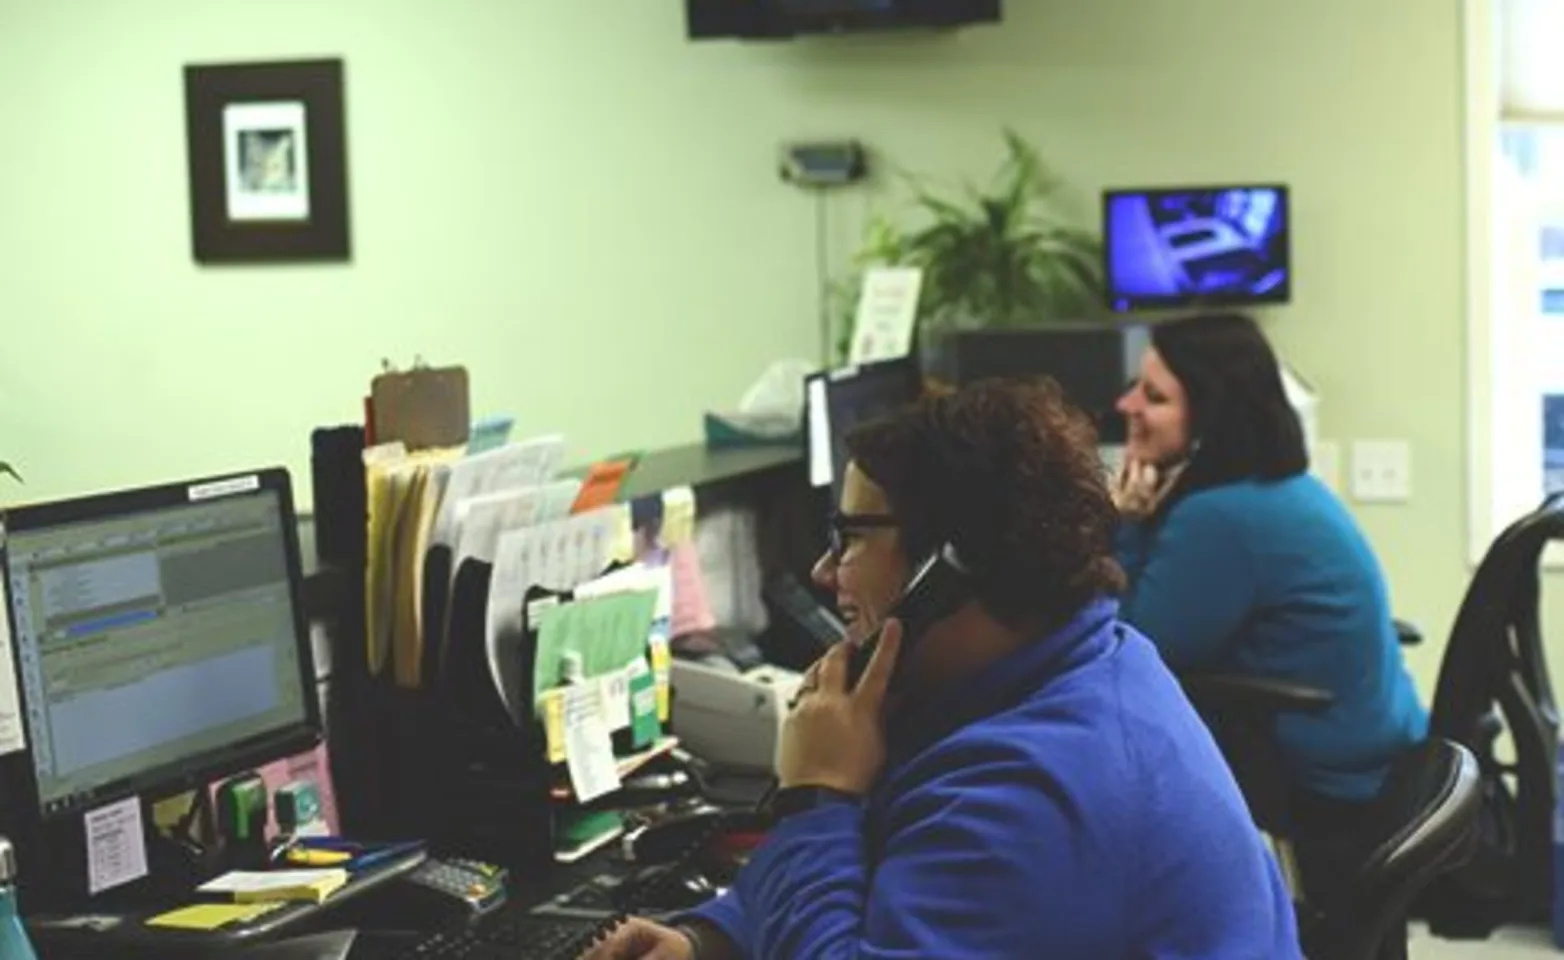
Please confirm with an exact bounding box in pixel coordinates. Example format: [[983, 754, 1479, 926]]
[[686, 598, 1301, 959], [1116, 474, 1428, 801]]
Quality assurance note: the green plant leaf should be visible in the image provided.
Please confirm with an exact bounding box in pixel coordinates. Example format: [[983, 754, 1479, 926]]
[[0, 462, 20, 483], [832, 128, 1107, 343]]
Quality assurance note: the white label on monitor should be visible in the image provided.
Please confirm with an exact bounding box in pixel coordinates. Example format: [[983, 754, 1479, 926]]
[[84, 796, 149, 895], [188, 475, 261, 502], [807, 378, 833, 489]]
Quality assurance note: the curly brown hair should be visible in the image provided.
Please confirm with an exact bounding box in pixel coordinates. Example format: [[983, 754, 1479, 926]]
[[844, 377, 1125, 630]]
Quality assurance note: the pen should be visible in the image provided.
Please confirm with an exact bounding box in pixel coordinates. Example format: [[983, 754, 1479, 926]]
[[284, 848, 352, 867]]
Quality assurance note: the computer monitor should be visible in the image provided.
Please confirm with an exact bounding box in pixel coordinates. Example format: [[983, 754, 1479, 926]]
[[1103, 183, 1291, 312], [1, 469, 319, 820], [941, 324, 1150, 445], [805, 359, 921, 498]]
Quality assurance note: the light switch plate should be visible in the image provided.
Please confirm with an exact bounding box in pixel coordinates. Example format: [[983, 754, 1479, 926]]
[[1350, 440, 1412, 503]]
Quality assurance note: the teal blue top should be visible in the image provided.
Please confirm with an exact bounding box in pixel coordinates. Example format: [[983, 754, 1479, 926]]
[[1116, 473, 1428, 801]]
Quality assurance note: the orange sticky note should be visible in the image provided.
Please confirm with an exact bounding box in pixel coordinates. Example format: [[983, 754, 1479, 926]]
[[571, 459, 634, 514]]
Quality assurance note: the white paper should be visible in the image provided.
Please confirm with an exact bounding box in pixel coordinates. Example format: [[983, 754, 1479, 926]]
[[487, 524, 543, 720], [452, 486, 546, 568], [431, 435, 566, 549], [848, 266, 923, 365], [199, 869, 344, 895], [223, 101, 311, 222], [84, 797, 149, 895], [0, 580, 27, 756], [563, 684, 621, 803], [485, 509, 624, 721]]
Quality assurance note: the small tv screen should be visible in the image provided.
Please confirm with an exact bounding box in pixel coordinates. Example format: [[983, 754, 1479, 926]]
[[1103, 184, 1291, 312], [687, 0, 1001, 40]]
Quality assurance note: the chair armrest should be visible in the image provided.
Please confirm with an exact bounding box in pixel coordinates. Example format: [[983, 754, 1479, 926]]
[[1182, 673, 1334, 716], [1394, 618, 1422, 646]]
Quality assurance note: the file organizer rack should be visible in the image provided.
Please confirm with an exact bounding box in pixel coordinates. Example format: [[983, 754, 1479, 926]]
[[306, 428, 821, 867]]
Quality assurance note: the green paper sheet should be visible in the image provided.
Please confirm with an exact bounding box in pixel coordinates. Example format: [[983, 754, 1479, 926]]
[[532, 589, 659, 709]]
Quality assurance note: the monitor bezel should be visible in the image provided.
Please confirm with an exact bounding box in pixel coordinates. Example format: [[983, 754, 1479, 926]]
[[803, 357, 922, 495], [0, 467, 322, 823], [1101, 182, 1293, 314]]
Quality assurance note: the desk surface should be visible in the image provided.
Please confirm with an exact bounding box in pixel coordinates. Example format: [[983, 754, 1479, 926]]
[[610, 443, 802, 502]]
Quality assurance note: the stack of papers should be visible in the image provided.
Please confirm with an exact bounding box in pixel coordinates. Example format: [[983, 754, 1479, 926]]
[[197, 868, 350, 904]]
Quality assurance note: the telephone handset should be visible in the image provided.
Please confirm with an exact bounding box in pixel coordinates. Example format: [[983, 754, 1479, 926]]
[[846, 542, 975, 688]]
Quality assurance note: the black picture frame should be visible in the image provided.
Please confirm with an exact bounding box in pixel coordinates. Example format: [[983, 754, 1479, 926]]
[[183, 59, 351, 265]]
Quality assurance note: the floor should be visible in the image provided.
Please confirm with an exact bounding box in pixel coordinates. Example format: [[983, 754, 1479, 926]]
[[1409, 924, 1557, 957]]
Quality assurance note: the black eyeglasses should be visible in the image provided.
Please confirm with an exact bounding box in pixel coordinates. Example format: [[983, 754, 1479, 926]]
[[826, 511, 898, 562]]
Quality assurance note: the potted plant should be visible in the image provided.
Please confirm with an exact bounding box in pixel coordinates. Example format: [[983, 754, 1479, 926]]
[[832, 129, 1105, 367]]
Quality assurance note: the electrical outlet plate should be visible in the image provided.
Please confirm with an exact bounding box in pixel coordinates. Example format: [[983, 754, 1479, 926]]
[[1350, 440, 1412, 503]]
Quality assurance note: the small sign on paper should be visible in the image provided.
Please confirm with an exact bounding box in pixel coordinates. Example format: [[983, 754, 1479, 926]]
[[563, 684, 621, 804], [848, 266, 923, 366], [84, 797, 149, 895]]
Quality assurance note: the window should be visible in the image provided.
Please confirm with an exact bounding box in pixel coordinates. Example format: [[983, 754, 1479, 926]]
[[1465, 0, 1564, 562]]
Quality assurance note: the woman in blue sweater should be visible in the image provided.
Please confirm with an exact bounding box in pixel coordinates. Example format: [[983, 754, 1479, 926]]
[[1112, 311, 1428, 901], [588, 380, 1298, 959]]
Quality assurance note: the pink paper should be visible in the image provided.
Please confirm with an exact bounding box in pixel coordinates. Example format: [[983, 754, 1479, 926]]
[[669, 541, 717, 638], [208, 743, 339, 839]]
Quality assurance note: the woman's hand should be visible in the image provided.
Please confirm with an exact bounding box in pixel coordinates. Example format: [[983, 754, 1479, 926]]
[[1111, 458, 1185, 521], [778, 620, 902, 795], [580, 917, 693, 960]]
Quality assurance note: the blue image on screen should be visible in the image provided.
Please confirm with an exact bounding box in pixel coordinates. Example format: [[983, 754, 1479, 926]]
[[1105, 186, 1290, 311]]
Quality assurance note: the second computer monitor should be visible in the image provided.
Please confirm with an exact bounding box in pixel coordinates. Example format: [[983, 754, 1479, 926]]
[[0, 468, 319, 820], [805, 359, 922, 500]]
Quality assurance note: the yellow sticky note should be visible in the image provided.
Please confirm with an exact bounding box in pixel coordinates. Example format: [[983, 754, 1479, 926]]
[[541, 687, 567, 764], [661, 487, 697, 546], [146, 902, 280, 930], [649, 635, 672, 722]]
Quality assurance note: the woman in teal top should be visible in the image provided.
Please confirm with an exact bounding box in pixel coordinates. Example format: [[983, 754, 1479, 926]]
[[1111, 312, 1427, 902]]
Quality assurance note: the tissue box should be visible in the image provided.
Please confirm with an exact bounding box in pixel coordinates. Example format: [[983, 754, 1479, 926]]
[[703, 412, 802, 449]]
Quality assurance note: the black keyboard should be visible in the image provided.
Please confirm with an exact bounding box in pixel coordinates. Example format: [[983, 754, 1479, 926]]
[[396, 910, 613, 959]]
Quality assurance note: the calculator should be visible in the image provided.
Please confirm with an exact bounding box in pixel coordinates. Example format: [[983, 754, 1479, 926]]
[[400, 858, 510, 918]]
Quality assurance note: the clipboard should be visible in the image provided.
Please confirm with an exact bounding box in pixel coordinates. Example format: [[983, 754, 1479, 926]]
[[371, 364, 470, 451]]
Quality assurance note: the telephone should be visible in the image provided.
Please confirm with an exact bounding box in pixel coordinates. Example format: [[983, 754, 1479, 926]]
[[846, 542, 975, 688], [763, 574, 847, 669], [532, 806, 761, 922]]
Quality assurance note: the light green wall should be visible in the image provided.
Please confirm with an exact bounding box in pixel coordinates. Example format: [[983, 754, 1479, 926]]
[[0, 1, 1472, 689]]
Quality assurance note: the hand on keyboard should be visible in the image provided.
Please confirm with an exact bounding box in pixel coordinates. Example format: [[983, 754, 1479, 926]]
[[578, 918, 693, 960]]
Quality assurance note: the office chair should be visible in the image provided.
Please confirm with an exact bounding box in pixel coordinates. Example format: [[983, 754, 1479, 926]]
[[1416, 494, 1564, 937], [1301, 738, 1481, 960], [1180, 673, 1333, 890]]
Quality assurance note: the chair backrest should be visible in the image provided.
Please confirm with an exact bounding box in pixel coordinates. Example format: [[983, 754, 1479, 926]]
[[1424, 495, 1564, 927], [1307, 739, 1482, 960], [1431, 495, 1564, 737]]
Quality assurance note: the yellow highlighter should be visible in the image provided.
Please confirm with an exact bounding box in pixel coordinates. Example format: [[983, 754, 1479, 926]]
[[284, 848, 352, 868]]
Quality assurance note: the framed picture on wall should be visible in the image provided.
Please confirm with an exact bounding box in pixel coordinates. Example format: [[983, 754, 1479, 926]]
[[183, 59, 350, 264]]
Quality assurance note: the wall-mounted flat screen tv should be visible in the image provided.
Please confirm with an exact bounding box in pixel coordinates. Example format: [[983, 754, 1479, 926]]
[[1103, 184, 1291, 312], [686, 0, 1001, 40]]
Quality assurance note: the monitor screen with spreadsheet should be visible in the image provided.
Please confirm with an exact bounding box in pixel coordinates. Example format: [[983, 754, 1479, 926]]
[[0, 469, 318, 817]]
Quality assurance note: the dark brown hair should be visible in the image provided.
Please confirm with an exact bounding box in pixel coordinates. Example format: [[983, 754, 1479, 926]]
[[845, 378, 1125, 630], [1151, 312, 1308, 510]]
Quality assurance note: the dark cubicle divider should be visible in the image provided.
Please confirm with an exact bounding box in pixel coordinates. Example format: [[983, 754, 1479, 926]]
[[302, 429, 822, 850]]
